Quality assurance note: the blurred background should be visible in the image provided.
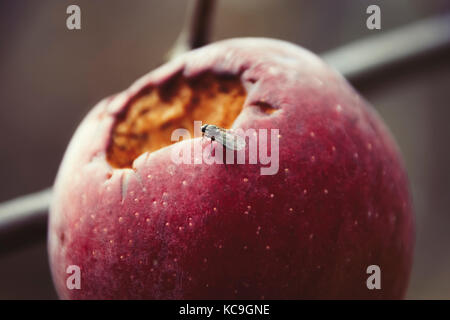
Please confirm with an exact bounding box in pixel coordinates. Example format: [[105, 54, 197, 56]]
[[0, 0, 449, 299]]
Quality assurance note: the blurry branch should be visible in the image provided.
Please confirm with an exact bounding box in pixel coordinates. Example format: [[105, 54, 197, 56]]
[[166, 0, 217, 61], [323, 13, 450, 84], [0, 188, 51, 255], [0, 13, 450, 256]]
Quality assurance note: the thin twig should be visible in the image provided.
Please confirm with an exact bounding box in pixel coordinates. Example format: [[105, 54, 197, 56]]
[[166, 0, 217, 61]]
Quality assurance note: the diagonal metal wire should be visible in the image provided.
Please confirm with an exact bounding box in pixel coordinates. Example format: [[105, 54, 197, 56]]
[[0, 12, 449, 256], [0, 188, 51, 254], [322, 13, 450, 83]]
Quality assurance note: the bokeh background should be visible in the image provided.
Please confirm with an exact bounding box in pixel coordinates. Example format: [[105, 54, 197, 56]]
[[0, 0, 449, 299]]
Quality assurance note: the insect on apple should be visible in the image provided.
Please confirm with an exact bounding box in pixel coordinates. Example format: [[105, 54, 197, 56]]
[[201, 124, 246, 151]]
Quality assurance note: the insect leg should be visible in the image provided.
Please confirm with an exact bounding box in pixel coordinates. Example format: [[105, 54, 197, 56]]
[[209, 136, 215, 157]]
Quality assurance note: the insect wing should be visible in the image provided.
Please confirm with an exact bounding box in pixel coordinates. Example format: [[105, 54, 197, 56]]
[[219, 131, 246, 151], [233, 134, 246, 151], [204, 125, 246, 151], [203, 125, 222, 140]]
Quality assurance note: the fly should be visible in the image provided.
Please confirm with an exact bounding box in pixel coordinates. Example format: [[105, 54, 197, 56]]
[[201, 124, 246, 151]]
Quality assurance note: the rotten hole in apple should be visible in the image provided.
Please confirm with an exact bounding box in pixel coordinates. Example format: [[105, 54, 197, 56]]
[[106, 71, 277, 168], [253, 101, 278, 115]]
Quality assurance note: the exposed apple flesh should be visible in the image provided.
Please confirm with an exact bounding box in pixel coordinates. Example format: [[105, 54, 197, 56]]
[[48, 38, 414, 299]]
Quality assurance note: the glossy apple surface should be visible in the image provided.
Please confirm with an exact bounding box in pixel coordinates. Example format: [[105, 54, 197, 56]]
[[48, 38, 414, 299]]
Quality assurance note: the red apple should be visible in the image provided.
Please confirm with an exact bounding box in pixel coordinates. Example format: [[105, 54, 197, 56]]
[[48, 38, 414, 299]]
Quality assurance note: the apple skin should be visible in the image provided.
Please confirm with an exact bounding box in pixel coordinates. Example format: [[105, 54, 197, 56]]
[[48, 38, 414, 299]]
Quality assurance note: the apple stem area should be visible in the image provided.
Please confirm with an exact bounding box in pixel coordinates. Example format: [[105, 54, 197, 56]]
[[166, 0, 217, 61]]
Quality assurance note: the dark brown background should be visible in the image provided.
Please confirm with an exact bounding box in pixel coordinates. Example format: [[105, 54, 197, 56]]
[[0, 0, 449, 299]]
